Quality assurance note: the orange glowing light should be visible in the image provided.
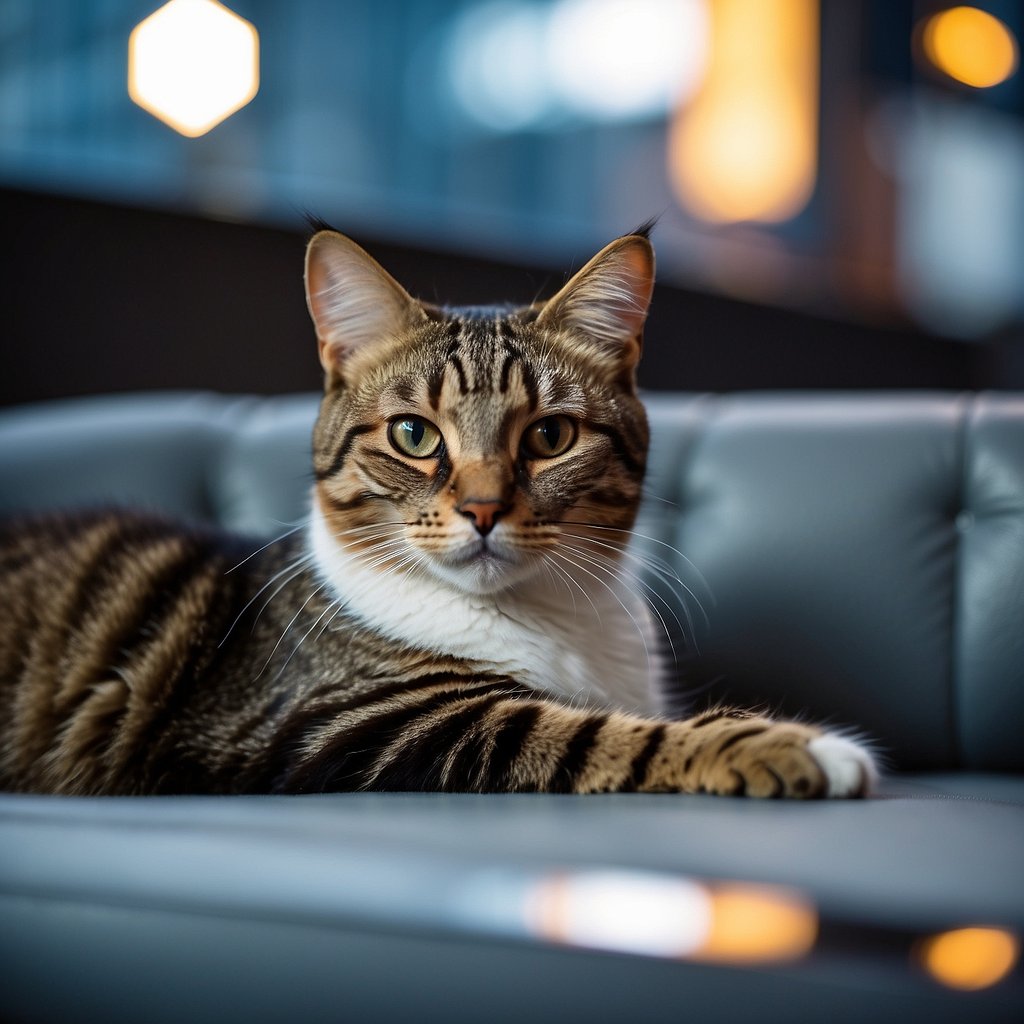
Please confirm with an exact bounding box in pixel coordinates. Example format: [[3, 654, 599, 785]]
[[700, 883, 818, 963], [922, 6, 1019, 89], [669, 0, 819, 223], [919, 927, 1020, 991]]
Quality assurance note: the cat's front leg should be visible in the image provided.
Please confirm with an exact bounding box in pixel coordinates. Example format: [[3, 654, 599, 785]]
[[274, 680, 875, 798], [540, 705, 876, 798]]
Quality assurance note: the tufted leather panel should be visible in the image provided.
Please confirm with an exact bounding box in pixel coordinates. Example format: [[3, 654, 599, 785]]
[[2, 390, 1022, 773], [956, 395, 1024, 769], [641, 393, 1024, 772]]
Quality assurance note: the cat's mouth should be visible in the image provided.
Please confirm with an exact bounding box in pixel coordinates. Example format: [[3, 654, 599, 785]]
[[429, 537, 536, 594], [443, 537, 514, 569]]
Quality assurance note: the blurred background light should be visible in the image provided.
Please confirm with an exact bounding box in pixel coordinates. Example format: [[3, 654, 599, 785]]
[[447, 3, 551, 132], [1, 0, 1022, 358], [669, 0, 819, 223], [921, 6, 1019, 89], [893, 96, 1024, 338], [545, 0, 708, 120], [701, 883, 819, 964], [448, 0, 708, 131], [128, 0, 259, 138], [529, 871, 713, 958], [526, 870, 817, 963], [917, 926, 1020, 990]]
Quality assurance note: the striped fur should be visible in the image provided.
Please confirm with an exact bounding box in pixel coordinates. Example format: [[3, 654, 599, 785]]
[[0, 230, 876, 797]]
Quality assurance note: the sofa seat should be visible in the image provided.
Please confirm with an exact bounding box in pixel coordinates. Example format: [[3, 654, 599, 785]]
[[2, 781, 1022, 1023]]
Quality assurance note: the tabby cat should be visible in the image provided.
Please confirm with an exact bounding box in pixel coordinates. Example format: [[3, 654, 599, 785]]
[[0, 227, 875, 797]]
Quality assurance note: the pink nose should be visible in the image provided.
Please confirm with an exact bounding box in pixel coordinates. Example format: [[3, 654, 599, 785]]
[[457, 499, 508, 537]]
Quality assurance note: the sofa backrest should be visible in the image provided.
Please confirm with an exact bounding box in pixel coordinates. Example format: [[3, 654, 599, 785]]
[[1, 390, 1021, 773], [640, 393, 1024, 774]]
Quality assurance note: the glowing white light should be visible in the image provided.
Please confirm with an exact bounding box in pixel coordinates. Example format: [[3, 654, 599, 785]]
[[528, 870, 713, 957], [447, 0, 708, 130], [129, 0, 259, 138], [547, 0, 708, 119], [448, 3, 551, 132]]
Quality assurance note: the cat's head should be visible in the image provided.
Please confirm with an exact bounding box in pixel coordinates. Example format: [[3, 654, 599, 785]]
[[305, 228, 654, 596]]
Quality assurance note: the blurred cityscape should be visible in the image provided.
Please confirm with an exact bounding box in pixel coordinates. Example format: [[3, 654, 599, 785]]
[[0, 0, 1021, 398]]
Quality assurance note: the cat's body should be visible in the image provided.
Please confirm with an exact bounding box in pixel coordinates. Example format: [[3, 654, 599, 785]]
[[0, 508, 654, 795], [0, 228, 876, 797]]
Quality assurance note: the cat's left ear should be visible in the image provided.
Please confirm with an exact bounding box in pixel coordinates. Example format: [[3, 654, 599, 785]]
[[536, 232, 655, 376]]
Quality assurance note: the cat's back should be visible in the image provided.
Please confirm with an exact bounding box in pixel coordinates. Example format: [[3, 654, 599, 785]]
[[0, 509, 257, 792], [0, 508, 239, 668]]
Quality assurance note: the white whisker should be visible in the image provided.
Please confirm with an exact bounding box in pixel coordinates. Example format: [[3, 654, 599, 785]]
[[559, 538, 686, 666], [544, 548, 606, 628], [225, 520, 311, 575], [273, 594, 343, 680], [547, 546, 651, 674], [559, 530, 706, 648], [218, 553, 314, 649], [250, 558, 317, 633], [255, 580, 330, 680], [314, 601, 346, 640], [558, 516, 714, 601], [539, 555, 579, 620]]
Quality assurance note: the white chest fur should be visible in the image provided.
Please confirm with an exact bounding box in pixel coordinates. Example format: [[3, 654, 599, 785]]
[[309, 510, 661, 716]]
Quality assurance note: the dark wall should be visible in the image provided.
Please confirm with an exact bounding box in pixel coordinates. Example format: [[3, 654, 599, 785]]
[[2, 187, 994, 409]]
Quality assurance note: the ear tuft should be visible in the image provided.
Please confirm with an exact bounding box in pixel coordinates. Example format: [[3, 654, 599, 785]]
[[536, 234, 655, 368], [629, 216, 659, 241], [304, 211, 339, 234], [304, 231, 423, 377]]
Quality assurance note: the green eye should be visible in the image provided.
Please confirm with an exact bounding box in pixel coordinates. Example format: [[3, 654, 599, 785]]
[[523, 416, 577, 459], [389, 416, 442, 458]]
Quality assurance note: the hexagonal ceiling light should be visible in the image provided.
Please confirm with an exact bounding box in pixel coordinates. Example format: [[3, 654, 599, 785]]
[[129, 0, 259, 138]]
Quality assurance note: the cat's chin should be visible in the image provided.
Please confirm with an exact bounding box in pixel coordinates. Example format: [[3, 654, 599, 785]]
[[426, 544, 540, 596]]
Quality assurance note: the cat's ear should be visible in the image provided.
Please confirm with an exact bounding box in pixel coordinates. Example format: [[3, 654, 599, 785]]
[[536, 233, 655, 373], [305, 231, 425, 378]]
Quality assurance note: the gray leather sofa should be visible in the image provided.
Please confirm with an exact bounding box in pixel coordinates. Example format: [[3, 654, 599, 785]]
[[1, 390, 1022, 1023]]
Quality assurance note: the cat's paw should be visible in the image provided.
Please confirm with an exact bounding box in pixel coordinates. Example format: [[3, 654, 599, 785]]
[[807, 733, 878, 798], [669, 717, 878, 798]]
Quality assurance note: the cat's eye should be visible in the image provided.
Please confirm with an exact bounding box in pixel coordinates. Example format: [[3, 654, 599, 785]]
[[389, 416, 442, 458], [522, 416, 577, 459]]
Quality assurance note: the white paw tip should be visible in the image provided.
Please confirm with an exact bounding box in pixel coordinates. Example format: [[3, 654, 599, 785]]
[[808, 734, 878, 797]]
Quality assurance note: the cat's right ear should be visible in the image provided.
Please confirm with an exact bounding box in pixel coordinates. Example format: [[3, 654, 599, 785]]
[[305, 231, 424, 380], [535, 232, 655, 379]]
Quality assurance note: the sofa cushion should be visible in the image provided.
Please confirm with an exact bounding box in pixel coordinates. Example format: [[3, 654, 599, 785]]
[[1, 785, 1021, 1023]]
